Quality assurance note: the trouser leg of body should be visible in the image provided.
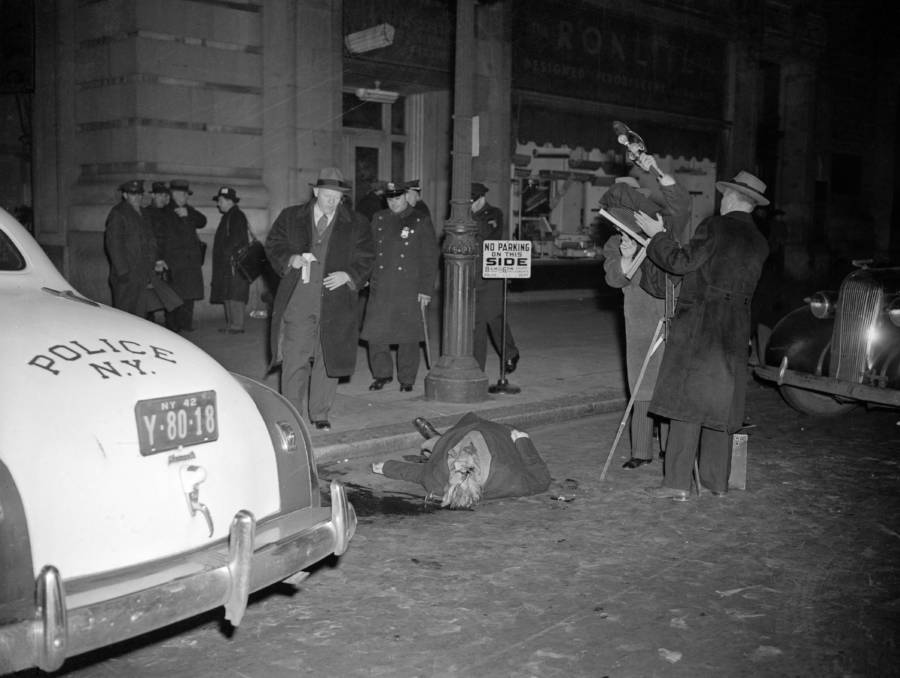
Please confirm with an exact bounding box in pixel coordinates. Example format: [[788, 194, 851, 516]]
[[396, 342, 421, 385], [698, 427, 731, 493], [663, 419, 701, 491], [280, 317, 315, 419], [630, 400, 654, 461], [308, 336, 337, 421], [368, 342, 394, 379]]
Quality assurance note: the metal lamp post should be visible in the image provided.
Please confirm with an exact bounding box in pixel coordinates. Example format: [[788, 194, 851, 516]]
[[424, 0, 488, 402]]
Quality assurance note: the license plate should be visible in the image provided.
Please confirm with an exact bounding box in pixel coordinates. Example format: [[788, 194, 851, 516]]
[[135, 390, 219, 455]]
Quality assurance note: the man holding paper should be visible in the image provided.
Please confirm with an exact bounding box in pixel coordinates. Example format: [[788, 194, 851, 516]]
[[601, 155, 691, 469], [266, 167, 375, 431]]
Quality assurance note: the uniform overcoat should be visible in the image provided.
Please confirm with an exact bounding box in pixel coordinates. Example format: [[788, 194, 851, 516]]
[[266, 201, 375, 375], [361, 205, 439, 344], [160, 202, 206, 300], [210, 205, 250, 304], [473, 202, 505, 314], [646, 211, 769, 431], [104, 200, 158, 315]]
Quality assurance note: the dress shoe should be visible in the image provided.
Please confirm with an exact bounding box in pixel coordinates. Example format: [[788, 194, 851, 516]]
[[644, 485, 690, 501], [622, 457, 653, 469], [225, 328, 245, 334], [504, 353, 520, 374], [369, 377, 393, 391], [413, 416, 441, 440], [399, 383, 413, 392], [312, 420, 331, 431]]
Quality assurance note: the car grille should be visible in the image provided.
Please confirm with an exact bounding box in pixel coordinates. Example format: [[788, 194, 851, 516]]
[[831, 272, 882, 382]]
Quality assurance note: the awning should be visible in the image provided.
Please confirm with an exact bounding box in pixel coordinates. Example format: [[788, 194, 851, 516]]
[[514, 92, 725, 161]]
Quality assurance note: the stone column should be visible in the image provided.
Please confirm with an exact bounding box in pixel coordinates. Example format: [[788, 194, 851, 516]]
[[424, 0, 488, 402]]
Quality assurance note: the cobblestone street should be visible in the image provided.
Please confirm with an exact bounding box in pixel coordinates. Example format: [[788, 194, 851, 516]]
[[28, 380, 900, 678]]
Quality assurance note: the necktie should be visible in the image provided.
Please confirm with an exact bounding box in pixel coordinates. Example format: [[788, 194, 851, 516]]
[[316, 214, 329, 233]]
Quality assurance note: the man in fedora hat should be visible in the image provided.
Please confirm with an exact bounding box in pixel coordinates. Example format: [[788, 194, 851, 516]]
[[265, 167, 375, 430], [635, 170, 770, 500], [361, 180, 439, 393], [161, 179, 207, 331], [104, 179, 173, 316], [210, 186, 251, 333]]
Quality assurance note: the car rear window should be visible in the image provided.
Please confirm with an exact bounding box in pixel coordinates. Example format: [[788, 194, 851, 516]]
[[0, 230, 26, 271]]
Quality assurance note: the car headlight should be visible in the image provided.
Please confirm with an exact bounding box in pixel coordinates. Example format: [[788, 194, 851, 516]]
[[888, 296, 900, 327], [807, 291, 836, 319]]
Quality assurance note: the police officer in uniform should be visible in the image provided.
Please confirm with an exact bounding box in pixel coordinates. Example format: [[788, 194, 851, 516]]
[[472, 182, 520, 373], [361, 180, 440, 392]]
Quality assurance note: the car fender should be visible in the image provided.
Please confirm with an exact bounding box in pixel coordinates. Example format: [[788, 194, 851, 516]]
[[763, 305, 835, 375]]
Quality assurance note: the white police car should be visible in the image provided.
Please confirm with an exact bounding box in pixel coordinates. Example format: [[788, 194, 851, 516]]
[[0, 207, 356, 673]]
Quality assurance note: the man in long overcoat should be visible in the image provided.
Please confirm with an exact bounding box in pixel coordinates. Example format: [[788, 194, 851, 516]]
[[471, 183, 520, 374], [162, 179, 207, 331], [266, 168, 375, 430], [104, 179, 169, 317], [636, 171, 770, 499], [361, 180, 439, 392], [210, 186, 250, 333]]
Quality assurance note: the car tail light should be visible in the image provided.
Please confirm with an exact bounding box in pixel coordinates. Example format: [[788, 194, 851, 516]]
[[808, 291, 836, 319], [275, 421, 298, 453]]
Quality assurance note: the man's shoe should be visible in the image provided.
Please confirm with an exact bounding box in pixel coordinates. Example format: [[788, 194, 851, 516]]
[[369, 377, 393, 391], [644, 485, 690, 501], [312, 420, 331, 431], [399, 383, 413, 392], [225, 328, 245, 334], [504, 354, 520, 374], [413, 417, 441, 440], [622, 457, 653, 469]]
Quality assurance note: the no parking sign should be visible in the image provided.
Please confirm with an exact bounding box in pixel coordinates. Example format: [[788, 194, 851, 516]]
[[482, 240, 532, 279]]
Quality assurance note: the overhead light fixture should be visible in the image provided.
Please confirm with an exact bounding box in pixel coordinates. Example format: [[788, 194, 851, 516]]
[[344, 23, 395, 54], [356, 81, 399, 104]]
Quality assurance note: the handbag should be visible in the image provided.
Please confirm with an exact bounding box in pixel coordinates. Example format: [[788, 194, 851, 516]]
[[231, 239, 267, 282]]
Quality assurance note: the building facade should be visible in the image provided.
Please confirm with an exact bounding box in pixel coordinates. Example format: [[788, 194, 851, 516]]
[[5, 0, 895, 319]]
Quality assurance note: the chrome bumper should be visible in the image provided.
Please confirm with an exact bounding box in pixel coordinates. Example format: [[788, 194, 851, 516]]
[[0, 480, 356, 674], [754, 364, 900, 407]]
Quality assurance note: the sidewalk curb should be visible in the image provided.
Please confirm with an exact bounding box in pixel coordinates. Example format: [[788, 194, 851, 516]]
[[313, 390, 626, 464]]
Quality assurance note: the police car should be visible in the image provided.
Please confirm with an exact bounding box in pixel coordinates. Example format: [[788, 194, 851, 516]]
[[0, 207, 356, 673]]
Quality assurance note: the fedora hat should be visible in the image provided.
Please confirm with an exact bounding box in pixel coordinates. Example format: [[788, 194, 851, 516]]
[[310, 167, 351, 192], [169, 179, 193, 195], [404, 179, 421, 192], [212, 186, 240, 203], [715, 171, 769, 206], [150, 181, 169, 194], [471, 182, 489, 200], [383, 180, 407, 198]]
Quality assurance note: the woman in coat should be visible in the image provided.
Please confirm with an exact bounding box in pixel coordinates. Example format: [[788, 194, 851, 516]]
[[210, 186, 250, 333]]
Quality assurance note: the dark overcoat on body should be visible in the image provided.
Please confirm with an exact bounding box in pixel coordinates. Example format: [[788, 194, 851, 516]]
[[266, 201, 375, 375], [159, 202, 206, 300], [210, 205, 250, 304], [646, 210, 769, 432], [361, 205, 439, 344], [104, 200, 158, 315]]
